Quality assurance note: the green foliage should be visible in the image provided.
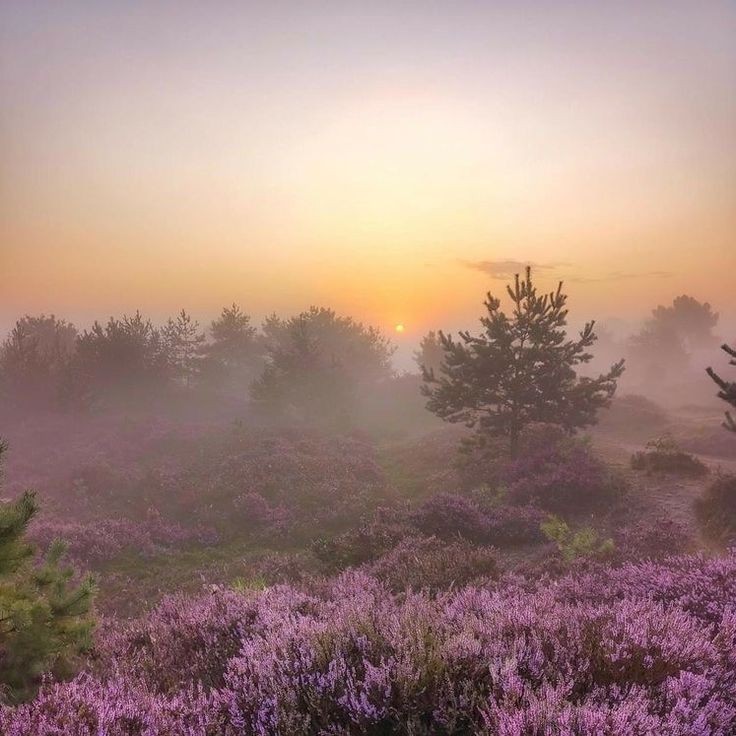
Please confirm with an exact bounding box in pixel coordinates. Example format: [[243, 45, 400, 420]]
[[64, 312, 171, 407], [252, 307, 394, 426], [541, 515, 614, 563], [0, 443, 96, 702], [706, 343, 736, 433], [199, 304, 262, 393], [630, 434, 708, 477], [694, 473, 736, 545], [0, 315, 77, 410], [413, 330, 445, 375], [161, 310, 206, 388], [422, 268, 624, 456]]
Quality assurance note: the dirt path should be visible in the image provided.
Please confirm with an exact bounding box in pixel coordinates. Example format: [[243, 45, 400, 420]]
[[593, 432, 736, 539]]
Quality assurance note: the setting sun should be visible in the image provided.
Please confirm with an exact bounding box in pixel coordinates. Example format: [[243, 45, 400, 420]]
[[395, 324, 405, 333]]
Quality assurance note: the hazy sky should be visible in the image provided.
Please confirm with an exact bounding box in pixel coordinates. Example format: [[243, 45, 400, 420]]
[[2, 1, 735, 342]]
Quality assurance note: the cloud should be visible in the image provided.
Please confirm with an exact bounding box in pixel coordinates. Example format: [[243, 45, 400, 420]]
[[458, 259, 563, 279], [458, 259, 671, 284], [566, 270, 672, 284]]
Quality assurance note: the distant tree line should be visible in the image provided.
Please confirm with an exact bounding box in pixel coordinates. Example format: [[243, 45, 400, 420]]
[[0, 305, 395, 427]]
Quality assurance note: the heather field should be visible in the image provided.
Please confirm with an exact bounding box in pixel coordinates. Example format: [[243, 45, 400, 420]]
[[2, 384, 736, 734]]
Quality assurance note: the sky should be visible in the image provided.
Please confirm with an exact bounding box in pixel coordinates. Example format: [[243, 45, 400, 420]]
[[1, 0, 735, 351]]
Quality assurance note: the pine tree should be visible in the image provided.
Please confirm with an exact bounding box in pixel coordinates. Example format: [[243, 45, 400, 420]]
[[413, 331, 445, 376], [422, 268, 624, 456], [199, 304, 262, 393], [162, 310, 206, 388], [250, 317, 353, 425], [0, 441, 96, 702], [706, 343, 736, 432]]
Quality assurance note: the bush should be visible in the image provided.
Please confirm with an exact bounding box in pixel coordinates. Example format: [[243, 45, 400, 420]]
[[615, 516, 692, 560], [311, 516, 410, 572], [694, 473, 736, 544], [483, 503, 547, 547], [631, 434, 708, 477], [409, 493, 489, 542], [541, 515, 614, 563], [366, 536, 498, 592], [503, 427, 623, 513]]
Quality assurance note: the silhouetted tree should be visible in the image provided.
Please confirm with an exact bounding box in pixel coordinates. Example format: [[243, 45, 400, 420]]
[[162, 310, 205, 388], [199, 304, 262, 392], [422, 268, 624, 456], [707, 343, 736, 432], [251, 317, 352, 424], [262, 307, 394, 383], [413, 331, 445, 376], [64, 312, 170, 407], [0, 441, 95, 702], [653, 295, 719, 349], [628, 320, 690, 384], [0, 315, 77, 410], [253, 307, 393, 425]]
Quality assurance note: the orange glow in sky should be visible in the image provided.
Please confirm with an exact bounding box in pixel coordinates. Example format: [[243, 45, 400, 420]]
[[1, 1, 734, 339]]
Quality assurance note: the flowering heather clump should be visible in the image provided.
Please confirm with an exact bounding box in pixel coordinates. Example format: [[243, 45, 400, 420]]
[[366, 535, 498, 591], [694, 473, 736, 544], [2, 553, 736, 734], [29, 512, 218, 565], [483, 503, 547, 547], [504, 428, 622, 513], [176, 429, 392, 537], [409, 492, 490, 541], [615, 515, 692, 560], [311, 516, 410, 572]]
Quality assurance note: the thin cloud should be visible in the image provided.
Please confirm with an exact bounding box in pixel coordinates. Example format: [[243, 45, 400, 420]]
[[566, 270, 672, 284], [458, 259, 564, 280]]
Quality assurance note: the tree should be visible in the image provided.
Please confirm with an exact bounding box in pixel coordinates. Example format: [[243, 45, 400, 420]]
[[652, 295, 719, 350], [422, 268, 624, 456], [627, 319, 690, 385], [706, 343, 736, 432], [252, 307, 393, 425], [64, 312, 170, 407], [413, 331, 445, 376], [0, 441, 95, 702], [251, 316, 354, 425], [262, 307, 394, 384], [162, 310, 206, 388], [0, 315, 77, 410], [199, 304, 262, 393]]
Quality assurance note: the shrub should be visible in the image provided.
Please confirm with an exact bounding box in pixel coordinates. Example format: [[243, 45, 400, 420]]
[[615, 515, 692, 560], [541, 515, 614, 562], [694, 473, 736, 544], [483, 503, 547, 547], [0, 490, 95, 703], [631, 434, 708, 477], [311, 516, 410, 572], [366, 536, 498, 592], [409, 492, 489, 542], [503, 428, 623, 513]]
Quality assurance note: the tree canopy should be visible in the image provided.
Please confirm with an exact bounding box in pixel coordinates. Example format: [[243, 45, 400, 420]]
[[422, 268, 624, 455], [0, 441, 95, 702], [707, 343, 736, 432]]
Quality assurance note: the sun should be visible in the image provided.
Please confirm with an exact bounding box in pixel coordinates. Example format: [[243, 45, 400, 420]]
[[394, 323, 405, 333]]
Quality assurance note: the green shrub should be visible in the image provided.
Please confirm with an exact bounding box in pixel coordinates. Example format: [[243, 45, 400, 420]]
[[541, 515, 614, 563], [631, 434, 708, 477], [694, 473, 736, 545]]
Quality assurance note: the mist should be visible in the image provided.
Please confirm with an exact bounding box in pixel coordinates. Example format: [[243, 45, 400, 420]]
[[2, 0, 736, 731]]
